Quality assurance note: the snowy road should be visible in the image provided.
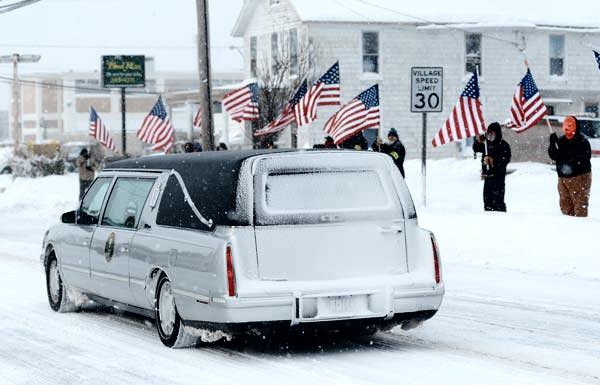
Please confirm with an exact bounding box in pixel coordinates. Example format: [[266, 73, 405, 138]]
[[2, 160, 599, 384], [1, 253, 598, 385]]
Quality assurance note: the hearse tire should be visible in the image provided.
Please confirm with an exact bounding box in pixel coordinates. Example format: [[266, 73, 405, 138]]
[[155, 274, 197, 348], [45, 253, 78, 313]]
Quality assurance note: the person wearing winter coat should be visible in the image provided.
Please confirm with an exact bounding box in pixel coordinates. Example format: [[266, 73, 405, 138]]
[[373, 128, 406, 178], [76, 148, 95, 200], [341, 132, 368, 151], [472, 122, 512, 212], [548, 115, 592, 217]]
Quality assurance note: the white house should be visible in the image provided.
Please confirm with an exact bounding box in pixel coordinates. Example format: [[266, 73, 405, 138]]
[[232, 0, 600, 157]]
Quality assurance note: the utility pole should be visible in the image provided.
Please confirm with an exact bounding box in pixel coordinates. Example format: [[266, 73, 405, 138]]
[[0, 54, 41, 153], [196, 0, 214, 151]]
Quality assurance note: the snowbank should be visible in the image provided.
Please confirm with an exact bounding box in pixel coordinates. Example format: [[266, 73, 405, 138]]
[[0, 158, 598, 279], [405, 158, 600, 279], [0, 173, 79, 259]]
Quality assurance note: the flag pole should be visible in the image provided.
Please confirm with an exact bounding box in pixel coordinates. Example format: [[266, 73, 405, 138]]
[[474, 65, 490, 171], [524, 57, 554, 135]]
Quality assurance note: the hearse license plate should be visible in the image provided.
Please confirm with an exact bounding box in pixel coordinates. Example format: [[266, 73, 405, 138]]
[[318, 295, 369, 317]]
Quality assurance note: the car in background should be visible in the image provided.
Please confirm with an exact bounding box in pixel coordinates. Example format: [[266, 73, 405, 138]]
[[61, 141, 90, 172], [578, 118, 600, 155], [0, 143, 13, 174], [42, 150, 444, 348]]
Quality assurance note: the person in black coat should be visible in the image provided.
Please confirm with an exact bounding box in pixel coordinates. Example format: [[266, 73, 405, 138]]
[[548, 115, 592, 217], [341, 131, 368, 151], [373, 128, 406, 178], [472, 122, 511, 212]]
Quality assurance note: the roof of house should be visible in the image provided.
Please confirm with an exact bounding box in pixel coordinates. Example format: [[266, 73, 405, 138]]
[[233, 0, 600, 36]]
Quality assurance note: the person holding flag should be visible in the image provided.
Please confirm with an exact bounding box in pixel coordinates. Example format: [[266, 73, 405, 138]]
[[473, 122, 512, 212], [432, 72, 508, 211], [548, 116, 592, 217]]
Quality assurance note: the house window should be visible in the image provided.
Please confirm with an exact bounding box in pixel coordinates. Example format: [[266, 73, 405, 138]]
[[250, 36, 257, 77], [465, 33, 482, 75], [546, 104, 555, 116], [212, 101, 223, 114], [362, 31, 379, 73], [549, 35, 565, 76], [271, 32, 279, 73], [289, 29, 299, 76], [585, 102, 599, 118]]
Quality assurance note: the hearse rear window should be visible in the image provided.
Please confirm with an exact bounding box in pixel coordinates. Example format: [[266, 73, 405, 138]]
[[265, 170, 389, 212], [156, 175, 207, 230]]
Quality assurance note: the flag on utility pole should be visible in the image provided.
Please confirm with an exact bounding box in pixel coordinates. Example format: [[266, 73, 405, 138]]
[[222, 83, 260, 122]]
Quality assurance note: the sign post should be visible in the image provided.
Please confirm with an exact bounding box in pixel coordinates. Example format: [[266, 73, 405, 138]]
[[411, 67, 443, 207], [101, 55, 145, 155]]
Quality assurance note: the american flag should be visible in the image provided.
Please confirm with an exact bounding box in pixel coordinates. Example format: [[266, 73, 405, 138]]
[[222, 82, 259, 122], [316, 61, 341, 106], [324, 84, 380, 145], [89, 106, 117, 152], [292, 79, 316, 127], [507, 68, 548, 133], [254, 80, 307, 137], [137, 96, 174, 152], [594, 50, 600, 72], [432, 72, 486, 148], [294, 62, 342, 127], [193, 107, 202, 130]]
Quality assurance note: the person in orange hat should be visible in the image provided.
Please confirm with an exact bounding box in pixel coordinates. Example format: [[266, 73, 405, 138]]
[[548, 115, 592, 217]]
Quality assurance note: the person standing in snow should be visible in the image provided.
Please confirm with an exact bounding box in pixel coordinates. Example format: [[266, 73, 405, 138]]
[[341, 131, 368, 151], [76, 148, 95, 201], [472, 122, 511, 212], [373, 128, 406, 178], [548, 115, 592, 217]]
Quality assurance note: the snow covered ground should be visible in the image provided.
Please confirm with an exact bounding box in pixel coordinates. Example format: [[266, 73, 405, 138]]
[[0, 157, 599, 384]]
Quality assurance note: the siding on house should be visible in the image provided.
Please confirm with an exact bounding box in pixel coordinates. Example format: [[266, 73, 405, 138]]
[[236, 0, 600, 158]]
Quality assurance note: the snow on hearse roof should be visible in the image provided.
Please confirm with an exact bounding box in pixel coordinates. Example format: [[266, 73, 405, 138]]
[[106, 150, 294, 227]]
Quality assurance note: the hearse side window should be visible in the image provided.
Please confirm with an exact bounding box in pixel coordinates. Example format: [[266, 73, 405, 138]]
[[156, 175, 206, 230], [79, 177, 112, 225], [101, 178, 155, 229]]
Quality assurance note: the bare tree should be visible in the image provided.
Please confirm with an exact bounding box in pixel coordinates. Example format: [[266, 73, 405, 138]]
[[251, 36, 315, 149]]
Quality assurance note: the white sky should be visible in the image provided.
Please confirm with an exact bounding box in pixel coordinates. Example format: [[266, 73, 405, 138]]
[[0, 0, 244, 110]]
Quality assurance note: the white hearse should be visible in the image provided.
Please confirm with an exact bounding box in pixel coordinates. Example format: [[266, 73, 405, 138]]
[[42, 150, 444, 347]]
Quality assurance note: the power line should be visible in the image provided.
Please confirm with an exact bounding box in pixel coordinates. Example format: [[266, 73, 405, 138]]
[[0, 0, 41, 14], [0, 43, 241, 50], [0, 74, 161, 95], [353, 0, 521, 48]]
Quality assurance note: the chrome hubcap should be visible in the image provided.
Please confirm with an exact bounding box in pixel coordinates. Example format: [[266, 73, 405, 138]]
[[158, 281, 176, 336], [48, 260, 60, 303]]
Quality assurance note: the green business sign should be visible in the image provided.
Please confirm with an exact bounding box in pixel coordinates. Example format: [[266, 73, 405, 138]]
[[101, 55, 145, 88]]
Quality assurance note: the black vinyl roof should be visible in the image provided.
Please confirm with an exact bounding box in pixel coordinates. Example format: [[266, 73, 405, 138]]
[[106, 150, 292, 226]]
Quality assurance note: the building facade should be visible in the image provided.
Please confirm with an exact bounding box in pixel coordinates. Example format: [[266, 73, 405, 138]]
[[18, 60, 244, 153], [233, 0, 600, 157]]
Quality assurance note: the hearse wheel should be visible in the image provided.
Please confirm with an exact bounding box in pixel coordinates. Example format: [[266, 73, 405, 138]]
[[155, 274, 196, 348], [45, 253, 77, 312]]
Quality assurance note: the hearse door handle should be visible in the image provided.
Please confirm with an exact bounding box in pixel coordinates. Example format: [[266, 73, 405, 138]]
[[379, 225, 403, 234]]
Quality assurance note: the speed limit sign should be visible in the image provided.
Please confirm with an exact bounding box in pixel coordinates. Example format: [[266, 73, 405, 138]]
[[411, 67, 443, 113]]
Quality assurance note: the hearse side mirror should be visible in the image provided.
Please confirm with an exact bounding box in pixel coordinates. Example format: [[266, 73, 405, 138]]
[[61, 210, 77, 224]]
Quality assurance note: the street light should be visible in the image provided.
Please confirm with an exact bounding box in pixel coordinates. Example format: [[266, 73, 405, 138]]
[[0, 53, 41, 151]]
